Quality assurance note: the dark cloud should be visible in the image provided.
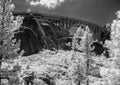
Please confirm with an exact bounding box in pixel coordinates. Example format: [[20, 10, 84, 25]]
[[12, 0, 120, 25]]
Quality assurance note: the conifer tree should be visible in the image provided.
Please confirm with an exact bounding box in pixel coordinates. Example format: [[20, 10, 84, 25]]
[[72, 25, 93, 85], [98, 10, 120, 85], [0, 0, 23, 83]]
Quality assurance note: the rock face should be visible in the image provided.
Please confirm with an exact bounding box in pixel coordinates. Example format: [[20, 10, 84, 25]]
[[14, 14, 110, 56], [14, 26, 42, 56], [14, 15, 73, 56], [90, 41, 110, 58]]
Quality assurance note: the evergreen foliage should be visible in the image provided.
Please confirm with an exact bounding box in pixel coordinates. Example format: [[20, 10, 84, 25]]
[[0, 0, 23, 84]]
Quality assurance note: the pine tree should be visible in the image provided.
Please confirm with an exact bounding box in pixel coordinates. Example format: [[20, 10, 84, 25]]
[[72, 26, 93, 53], [72, 25, 93, 85], [0, 0, 23, 84], [98, 10, 120, 85]]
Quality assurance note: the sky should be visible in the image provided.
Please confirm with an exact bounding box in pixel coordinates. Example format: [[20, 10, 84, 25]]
[[12, 0, 120, 26]]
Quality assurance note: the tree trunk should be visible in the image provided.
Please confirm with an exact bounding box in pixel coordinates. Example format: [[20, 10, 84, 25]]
[[0, 54, 3, 84]]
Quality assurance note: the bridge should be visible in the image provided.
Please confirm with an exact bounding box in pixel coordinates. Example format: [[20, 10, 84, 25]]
[[13, 12, 109, 42]]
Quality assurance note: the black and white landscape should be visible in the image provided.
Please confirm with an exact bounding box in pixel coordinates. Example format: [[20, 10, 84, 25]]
[[0, 0, 120, 85]]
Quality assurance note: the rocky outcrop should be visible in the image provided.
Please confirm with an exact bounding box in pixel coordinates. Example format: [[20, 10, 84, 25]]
[[14, 15, 73, 56]]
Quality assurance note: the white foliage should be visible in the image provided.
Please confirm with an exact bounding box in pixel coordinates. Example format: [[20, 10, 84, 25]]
[[116, 11, 120, 19], [99, 10, 120, 85], [100, 67, 120, 77]]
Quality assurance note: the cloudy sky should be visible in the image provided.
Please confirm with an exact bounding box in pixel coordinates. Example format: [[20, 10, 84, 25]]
[[12, 0, 120, 26]]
